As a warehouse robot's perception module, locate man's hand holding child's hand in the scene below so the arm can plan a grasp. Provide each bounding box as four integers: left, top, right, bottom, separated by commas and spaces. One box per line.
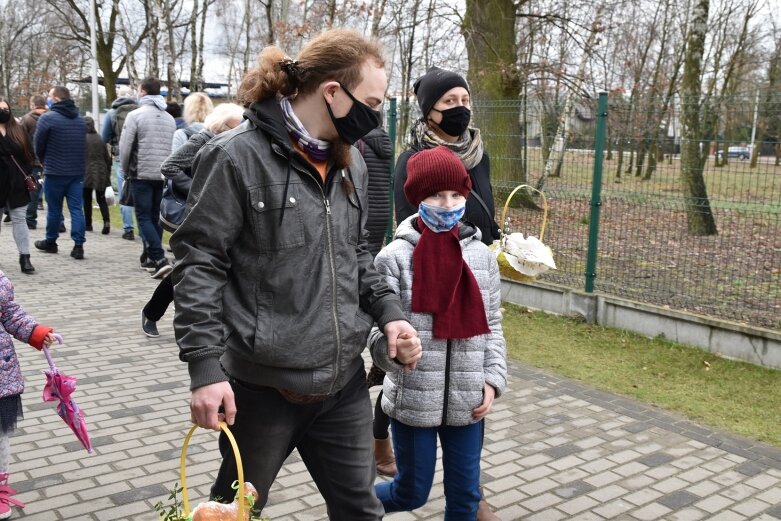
384, 321, 422, 371
395, 332, 422, 371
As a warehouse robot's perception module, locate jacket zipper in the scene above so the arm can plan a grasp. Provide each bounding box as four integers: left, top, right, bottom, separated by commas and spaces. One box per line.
441, 339, 452, 426
287, 158, 343, 394
323, 194, 342, 394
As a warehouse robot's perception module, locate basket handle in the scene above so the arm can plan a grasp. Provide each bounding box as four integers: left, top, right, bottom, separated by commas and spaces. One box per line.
500, 184, 548, 241
180, 422, 245, 521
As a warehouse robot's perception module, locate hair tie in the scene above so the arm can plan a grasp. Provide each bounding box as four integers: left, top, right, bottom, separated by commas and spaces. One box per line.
279, 59, 303, 82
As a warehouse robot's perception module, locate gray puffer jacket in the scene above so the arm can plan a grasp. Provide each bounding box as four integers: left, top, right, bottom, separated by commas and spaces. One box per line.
171, 97, 407, 395
369, 216, 507, 427
119, 96, 176, 181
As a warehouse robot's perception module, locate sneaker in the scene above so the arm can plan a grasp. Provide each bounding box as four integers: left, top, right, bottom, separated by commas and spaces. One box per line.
139, 250, 148, 265
141, 259, 156, 272
34, 240, 58, 254
122, 230, 135, 241
70, 245, 84, 260
2, 214, 9, 223
27, 222, 36, 230
150, 258, 173, 279
59, 222, 66, 233
141, 310, 159, 338
85, 224, 93, 232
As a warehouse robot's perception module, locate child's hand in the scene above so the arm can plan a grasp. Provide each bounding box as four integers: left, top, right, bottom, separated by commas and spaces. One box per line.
395, 332, 422, 371
42, 332, 57, 347
472, 384, 496, 420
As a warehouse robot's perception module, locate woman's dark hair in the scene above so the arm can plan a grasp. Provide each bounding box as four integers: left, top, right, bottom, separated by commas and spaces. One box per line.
238, 29, 385, 104
0, 97, 34, 163
166, 101, 182, 119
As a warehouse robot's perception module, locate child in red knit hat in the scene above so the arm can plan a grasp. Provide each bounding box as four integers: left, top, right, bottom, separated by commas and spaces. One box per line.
0, 270, 55, 518
369, 145, 507, 519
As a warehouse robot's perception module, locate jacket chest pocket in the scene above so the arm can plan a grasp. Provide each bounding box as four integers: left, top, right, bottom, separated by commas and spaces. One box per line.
249, 184, 305, 251
346, 191, 362, 246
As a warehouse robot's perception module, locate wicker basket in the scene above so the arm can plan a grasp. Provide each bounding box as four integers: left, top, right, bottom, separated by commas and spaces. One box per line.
490, 184, 554, 282
179, 422, 250, 521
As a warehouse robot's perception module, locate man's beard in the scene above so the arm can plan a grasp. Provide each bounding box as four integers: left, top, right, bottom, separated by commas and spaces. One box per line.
331, 136, 354, 170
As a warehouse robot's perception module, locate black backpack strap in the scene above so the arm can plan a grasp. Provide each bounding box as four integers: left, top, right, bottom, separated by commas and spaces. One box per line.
470, 189, 492, 220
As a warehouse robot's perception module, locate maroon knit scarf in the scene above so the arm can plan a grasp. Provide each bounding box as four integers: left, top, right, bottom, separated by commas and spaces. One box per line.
411, 223, 490, 339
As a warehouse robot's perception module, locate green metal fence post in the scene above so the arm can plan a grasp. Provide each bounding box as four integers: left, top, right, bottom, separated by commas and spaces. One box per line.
585, 92, 608, 293
385, 97, 398, 245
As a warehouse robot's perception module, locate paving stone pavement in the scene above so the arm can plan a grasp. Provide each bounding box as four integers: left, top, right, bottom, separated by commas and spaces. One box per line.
1, 211, 780, 521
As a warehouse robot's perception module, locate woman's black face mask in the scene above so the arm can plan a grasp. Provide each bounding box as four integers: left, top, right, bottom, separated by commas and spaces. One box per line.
325, 83, 382, 145
430, 106, 471, 137
0, 109, 12, 124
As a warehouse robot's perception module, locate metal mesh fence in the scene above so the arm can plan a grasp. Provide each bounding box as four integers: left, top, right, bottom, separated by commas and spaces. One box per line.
425, 95, 781, 331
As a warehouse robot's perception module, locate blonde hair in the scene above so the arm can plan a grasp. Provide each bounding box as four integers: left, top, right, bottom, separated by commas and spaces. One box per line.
183, 92, 214, 124
204, 103, 244, 134
238, 29, 385, 105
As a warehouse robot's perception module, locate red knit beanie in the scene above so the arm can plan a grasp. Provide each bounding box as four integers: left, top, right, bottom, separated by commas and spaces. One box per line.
404, 146, 472, 207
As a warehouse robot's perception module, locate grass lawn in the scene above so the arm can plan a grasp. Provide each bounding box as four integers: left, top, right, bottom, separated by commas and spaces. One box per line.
502, 302, 781, 447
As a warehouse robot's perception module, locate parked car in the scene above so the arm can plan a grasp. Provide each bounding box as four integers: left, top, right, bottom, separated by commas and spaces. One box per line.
716, 146, 750, 160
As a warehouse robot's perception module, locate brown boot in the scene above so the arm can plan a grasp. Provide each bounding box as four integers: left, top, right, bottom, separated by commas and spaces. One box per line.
374, 437, 397, 477
477, 488, 501, 521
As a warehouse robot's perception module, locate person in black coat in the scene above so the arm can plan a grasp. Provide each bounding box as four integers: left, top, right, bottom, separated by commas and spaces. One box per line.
358, 126, 393, 257
394, 67, 500, 246
357, 124, 399, 477
82, 117, 112, 234
0, 97, 36, 274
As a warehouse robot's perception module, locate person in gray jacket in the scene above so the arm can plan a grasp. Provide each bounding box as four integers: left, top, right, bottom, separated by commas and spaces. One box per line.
119, 77, 176, 279
370, 146, 507, 519
171, 29, 420, 519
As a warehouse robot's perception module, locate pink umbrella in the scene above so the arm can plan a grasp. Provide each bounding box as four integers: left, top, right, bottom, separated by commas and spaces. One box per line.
41, 335, 92, 454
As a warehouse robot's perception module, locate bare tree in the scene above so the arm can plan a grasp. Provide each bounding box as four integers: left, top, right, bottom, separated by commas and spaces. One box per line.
536, 3, 606, 191
41, 0, 152, 104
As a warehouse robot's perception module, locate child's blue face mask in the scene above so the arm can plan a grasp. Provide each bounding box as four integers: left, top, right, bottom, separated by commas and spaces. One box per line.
418, 201, 466, 232
46, 98, 54, 108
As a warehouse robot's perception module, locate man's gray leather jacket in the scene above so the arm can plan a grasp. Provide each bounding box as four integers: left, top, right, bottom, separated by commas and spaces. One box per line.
171, 97, 407, 395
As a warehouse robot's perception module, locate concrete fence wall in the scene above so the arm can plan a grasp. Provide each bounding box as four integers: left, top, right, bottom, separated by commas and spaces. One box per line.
501, 279, 781, 370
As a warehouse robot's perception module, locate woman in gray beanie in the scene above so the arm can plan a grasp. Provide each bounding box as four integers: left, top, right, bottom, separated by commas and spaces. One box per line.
393, 67, 500, 247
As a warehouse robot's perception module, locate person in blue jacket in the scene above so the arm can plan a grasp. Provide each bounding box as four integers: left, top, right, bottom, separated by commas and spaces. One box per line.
33, 86, 87, 260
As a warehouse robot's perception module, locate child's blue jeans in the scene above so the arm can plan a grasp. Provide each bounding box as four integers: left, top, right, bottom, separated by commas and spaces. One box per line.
376, 418, 483, 520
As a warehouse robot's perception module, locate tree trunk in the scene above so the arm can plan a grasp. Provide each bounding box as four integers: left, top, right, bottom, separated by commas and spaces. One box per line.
370, 0, 388, 37
615, 136, 625, 180
119, 10, 141, 93
148, 2, 160, 78
243, 0, 252, 74
679, 0, 717, 236
463, 0, 522, 186
189, 0, 198, 91
397, 0, 421, 151
195, 0, 209, 90
634, 138, 646, 177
